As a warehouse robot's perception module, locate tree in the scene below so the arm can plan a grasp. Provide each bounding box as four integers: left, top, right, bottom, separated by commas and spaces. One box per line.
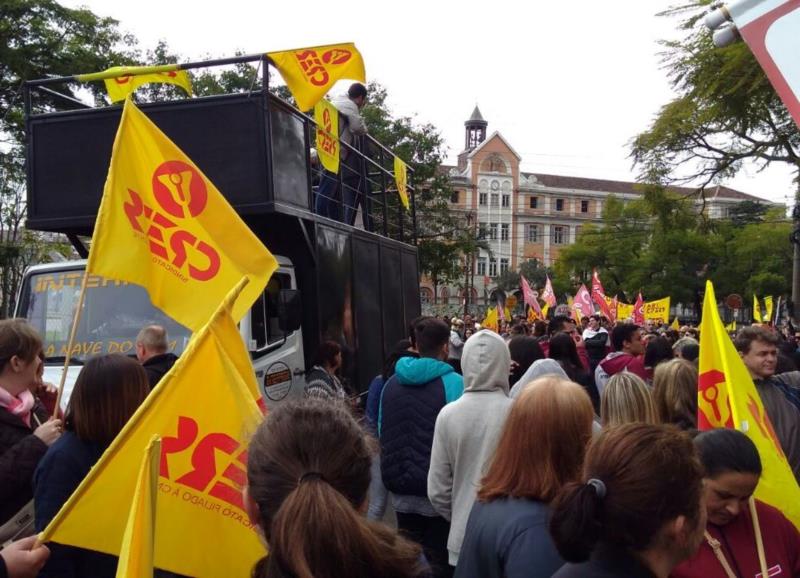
494, 259, 553, 293
1, 0, 137, 317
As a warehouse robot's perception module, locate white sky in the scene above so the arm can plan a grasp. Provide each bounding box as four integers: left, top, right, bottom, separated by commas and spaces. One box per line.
61, 0, 798, 205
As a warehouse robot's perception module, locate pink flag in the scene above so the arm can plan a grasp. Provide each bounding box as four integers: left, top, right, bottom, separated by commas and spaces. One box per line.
521, 275, 543, 317
609, 295, 618, 323
574, 284, 594, 320
591, 269, 613, 319
633, 292, 645, 325
542, 275, 557, 307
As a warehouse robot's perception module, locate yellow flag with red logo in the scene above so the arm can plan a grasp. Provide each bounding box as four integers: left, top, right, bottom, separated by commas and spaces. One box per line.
78, 65, 193, 103
40, 283, 266, 577
698, 280, 800, 528
314, 98, 340, 173
86, 98, 277, 331
394, 157, 410, 210
643, 297, 670, 323
268, 43, 366, 111
616, 302, 634, 320
115, 436, 160, 578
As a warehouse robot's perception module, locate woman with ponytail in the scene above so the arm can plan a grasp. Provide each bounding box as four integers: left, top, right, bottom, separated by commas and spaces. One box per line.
549, 424, 706, 577
244, 398, 428, 578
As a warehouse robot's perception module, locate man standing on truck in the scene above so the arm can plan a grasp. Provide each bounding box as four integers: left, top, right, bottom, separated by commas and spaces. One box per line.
378, 317, 464, 578
315, 83, 371, 229
135, 325, 178, 388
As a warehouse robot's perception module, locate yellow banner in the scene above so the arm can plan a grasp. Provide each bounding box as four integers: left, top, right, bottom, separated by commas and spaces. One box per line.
116, 436, 160, 578
314, 98, 340, 174
86, 99, 278, 331
394, 157, 410, 210
616, 302, 634, 320
90, 66, 192, 103
764, 295, 774, 322
268, 43, 366, 111
40, 284, 266, 577
483, 307, 498, 332
753, 294, 763, 322
643, 297, 670, 323
698, 281, 800, 528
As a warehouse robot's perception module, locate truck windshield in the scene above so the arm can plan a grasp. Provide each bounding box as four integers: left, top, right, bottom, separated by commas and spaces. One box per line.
21, 270, 192, 363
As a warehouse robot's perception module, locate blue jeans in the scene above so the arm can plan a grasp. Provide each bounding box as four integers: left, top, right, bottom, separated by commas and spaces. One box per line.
314, 172, 340, 220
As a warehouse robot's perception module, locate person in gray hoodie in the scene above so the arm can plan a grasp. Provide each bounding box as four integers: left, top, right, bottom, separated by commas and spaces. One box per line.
428, 330, 513, 569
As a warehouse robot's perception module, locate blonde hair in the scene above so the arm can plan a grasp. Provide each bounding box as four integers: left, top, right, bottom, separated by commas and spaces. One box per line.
652, 358, 698, 430
601, 372, 658, 427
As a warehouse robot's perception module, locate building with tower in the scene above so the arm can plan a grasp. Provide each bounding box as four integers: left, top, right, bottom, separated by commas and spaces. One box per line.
419, 107, 778, 310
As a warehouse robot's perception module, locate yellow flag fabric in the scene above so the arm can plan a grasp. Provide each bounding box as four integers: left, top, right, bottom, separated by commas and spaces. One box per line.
765, 296, 774, 322
86, 99, 277, 331
483, 307, 498, 332
698, 280, 800, 528
527, 306, 537, 322
268, 43, 366, 111
394, 157, 410, 210
314, 98, 340, 174
116, 436, 161, 578
83, 65, 192, 103
670, 317, 680, 330
643, 297, 670, 323
616, 302, 634, 320
541, 303, 550, 319
753, 295, 763, 322
724, 320, 737, 333
40, 284, 266, 577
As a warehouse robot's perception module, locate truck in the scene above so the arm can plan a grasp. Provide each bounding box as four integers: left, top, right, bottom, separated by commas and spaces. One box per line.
17, 54, 422, 409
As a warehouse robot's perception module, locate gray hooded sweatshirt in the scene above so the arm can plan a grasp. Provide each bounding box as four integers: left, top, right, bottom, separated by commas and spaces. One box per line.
428, 330, 513, 566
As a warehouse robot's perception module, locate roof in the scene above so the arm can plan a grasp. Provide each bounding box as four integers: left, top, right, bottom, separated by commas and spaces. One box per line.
467, 105, 486, 124
440, 166, 773, 203
467, 131, 522, 161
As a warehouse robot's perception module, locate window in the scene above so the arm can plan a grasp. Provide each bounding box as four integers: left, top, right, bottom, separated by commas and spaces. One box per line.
581, 200, 589, 213
490, 193, 499, 207
477, 258, 487, 276
489, 223, 498, 240
420, 288, 433, 305
556, 199, 565, 211
529, 196, 538, 209
501, 223, 509, 241
500, 258, 510, 274
526, 224, 540, 243
450, 191, 460, 204
251, 273, 292, 349
478, 224, 487, 240
553, 225, 566, 245
479, 192, 487, 206
489, 258, 498, 277
501, 194, 510, 208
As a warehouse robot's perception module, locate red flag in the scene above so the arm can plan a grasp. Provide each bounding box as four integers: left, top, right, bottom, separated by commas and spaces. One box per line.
633, 292, 645, 325
591, 269, 613, 319
609, 295, 618, 323
574, 284, 594, 320
521, 275, 543, 318
497, 301, 506, 322
542, 275, 557, 307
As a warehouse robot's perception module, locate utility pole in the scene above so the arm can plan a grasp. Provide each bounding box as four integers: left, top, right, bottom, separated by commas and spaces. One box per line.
463, 212, 474, 320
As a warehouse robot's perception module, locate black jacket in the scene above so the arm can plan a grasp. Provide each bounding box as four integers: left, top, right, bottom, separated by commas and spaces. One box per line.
0, 401, 49, 525
142, 353, 179, 388
553, 546, 657, 578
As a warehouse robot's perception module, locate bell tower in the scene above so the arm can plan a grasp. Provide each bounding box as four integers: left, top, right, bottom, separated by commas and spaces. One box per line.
464, 105, 487, 151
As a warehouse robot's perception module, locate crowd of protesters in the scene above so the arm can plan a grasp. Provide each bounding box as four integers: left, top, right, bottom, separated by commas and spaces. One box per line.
2, 307, 800, 577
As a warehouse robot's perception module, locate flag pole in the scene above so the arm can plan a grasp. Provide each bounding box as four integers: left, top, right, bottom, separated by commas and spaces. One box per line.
52, 267, 91, 417
748, 497, 769, 578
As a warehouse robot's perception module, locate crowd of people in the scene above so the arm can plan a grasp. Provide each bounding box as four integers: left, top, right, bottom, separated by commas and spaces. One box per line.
2, 307, 800, 577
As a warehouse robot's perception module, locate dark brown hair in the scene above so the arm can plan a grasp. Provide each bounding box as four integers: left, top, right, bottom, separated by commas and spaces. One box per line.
478, 377, 593, 503
65, 354, 150, 446
734, 326, 779, 353
312, 340, 341, 367
247, 399, 425, 578
549, 424, 704, 562
0, 318, 43, 373
415, 318, 450, 358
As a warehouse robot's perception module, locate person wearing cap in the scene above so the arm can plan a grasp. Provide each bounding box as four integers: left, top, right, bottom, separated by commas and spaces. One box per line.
448, 318, 465, 374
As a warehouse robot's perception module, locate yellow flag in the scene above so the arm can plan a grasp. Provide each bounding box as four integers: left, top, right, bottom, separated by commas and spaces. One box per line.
314, 98, 340, 173
527, 306, 537, 322
268, 43, 366, 111
724, 320, 737, 333
541, 303, 550, 319
698, 280, 800, 528
78, 65, 192, 103
764, 296, 774, 322
616, 302, 634, 320
670, 317, 680, 330
483, 307, 498, 332
643, 297, 670, 323
394, 157, 410, 210
40, 283, 266, 577
86, 98, 278, 331
753, 294, 763, 322
116, 436, 161, 578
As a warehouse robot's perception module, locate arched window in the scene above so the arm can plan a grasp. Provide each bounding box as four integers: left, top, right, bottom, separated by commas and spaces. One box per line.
481, 154, 508, 174
440, 286, 450, 303
420, 287, 433, 305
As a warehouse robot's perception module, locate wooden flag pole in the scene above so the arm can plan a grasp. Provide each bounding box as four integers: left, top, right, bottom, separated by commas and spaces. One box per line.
748, 497, 769, 578
52, 267, 90, 417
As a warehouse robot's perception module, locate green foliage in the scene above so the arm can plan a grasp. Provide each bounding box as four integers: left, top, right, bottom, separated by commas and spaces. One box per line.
494, 259, 553, 293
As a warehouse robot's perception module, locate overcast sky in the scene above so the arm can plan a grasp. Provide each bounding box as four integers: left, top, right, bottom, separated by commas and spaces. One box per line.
61, 0, 797, 205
